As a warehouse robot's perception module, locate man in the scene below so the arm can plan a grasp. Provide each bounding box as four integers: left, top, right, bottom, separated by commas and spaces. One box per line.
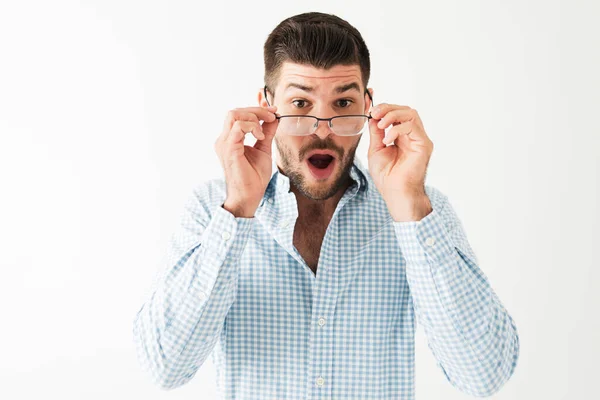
133, 12, 519, 399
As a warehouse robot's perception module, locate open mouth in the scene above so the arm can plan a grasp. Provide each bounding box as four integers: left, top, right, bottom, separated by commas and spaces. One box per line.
306, 152, 336, 180
308, 154, 334, 169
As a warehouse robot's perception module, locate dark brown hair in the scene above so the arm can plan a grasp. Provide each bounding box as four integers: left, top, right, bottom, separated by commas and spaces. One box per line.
263, 12, 371, 97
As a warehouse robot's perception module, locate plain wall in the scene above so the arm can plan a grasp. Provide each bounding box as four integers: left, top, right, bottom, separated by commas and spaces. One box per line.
0, 0, 598, 399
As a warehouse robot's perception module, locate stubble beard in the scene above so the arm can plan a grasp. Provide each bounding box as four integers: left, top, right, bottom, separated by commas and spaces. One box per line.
275, 136, 359, 201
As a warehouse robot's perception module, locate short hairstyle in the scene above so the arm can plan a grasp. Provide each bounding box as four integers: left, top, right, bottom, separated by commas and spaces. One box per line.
263, 12, 371, 97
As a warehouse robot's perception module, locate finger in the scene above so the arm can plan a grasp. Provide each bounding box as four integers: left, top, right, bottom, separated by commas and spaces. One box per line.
387, 123, 432, 152
376, 108, 419, 131
236, 106, 278, 124
368, 117, 386, 156
222, 106, 278, 134
224, 111, 259, 127
370, 103, 411, 121
222, 121, 264, 163
243, 106, 277, 122
379, 124, 409, 154
253, 118, 279, 155
227, 121, 265, 146
382, 121, 413, 145
395, 130, 412, 153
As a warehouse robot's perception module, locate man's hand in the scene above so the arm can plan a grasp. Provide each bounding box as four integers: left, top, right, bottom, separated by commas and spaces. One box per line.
367, 103, 434, 222
214, 106, 279, 218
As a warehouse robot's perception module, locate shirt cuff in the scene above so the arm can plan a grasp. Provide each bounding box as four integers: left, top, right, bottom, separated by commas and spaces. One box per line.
393, 207, 455, 267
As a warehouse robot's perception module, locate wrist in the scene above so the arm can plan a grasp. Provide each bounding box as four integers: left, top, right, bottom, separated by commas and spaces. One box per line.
222, 199, 257, 218
386, 192, 432, 222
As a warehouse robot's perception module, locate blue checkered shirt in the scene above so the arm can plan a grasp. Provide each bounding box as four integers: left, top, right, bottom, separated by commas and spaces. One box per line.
133, 157, 519, 399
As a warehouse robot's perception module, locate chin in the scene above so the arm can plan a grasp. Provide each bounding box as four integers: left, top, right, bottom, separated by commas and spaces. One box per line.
301, 183, 337, 201
296, 162, 344, 201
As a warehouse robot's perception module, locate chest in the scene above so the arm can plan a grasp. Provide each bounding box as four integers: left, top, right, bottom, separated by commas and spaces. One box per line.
292, 219, 328, 275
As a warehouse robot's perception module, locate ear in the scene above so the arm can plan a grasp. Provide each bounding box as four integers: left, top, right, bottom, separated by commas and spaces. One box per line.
257, 87, 270, 107
365, 88, 374, 113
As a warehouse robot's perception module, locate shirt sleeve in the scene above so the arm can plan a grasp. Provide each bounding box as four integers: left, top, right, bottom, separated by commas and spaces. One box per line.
132, 183, 254, 389
393, 185, 519, 397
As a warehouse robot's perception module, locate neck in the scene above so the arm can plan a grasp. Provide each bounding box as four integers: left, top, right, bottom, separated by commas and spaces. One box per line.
290, 174, 352, 218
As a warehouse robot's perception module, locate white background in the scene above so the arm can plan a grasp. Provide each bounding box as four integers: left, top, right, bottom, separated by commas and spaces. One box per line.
0, 0, 598, 399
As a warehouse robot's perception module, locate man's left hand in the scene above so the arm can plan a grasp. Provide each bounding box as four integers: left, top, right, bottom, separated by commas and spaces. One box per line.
367, 103, 434, 222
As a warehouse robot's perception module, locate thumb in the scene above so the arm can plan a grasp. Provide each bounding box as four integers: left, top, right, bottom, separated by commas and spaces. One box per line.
368, 117, 386, 157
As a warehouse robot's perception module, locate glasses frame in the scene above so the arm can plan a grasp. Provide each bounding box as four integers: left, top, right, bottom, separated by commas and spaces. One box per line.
263, 85, 374, 137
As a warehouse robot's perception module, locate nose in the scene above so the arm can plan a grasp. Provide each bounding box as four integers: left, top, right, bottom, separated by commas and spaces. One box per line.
310, 102, 337, 139
312, 115, 337, 139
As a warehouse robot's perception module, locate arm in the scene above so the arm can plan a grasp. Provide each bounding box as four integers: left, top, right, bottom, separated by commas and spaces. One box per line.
393, 185, 519, 397
132, 183, 254, 389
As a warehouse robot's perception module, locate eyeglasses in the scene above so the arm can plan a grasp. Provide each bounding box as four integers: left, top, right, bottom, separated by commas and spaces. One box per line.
263, 86, 373, 137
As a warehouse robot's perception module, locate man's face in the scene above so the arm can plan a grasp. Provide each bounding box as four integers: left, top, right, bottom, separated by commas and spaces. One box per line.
261, 62, 372, 201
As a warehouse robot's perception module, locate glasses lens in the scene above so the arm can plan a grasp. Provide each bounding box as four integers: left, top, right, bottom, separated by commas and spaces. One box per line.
276, 115, 369, 136
331, 116, 369, 136
277, 116, 316, 136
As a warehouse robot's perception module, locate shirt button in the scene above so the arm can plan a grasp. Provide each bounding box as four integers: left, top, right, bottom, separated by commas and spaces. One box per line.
316, 376, 325, 387
318, 317, 326, 327
280, 219, 291, 228
425, 237, 435, 247
221, 231, 231, 241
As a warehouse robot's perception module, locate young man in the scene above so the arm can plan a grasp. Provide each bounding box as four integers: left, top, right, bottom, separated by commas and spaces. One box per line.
133, 12, 519, 399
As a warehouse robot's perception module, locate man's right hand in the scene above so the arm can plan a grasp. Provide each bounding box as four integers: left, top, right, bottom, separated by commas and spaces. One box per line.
214, 105, 279, 218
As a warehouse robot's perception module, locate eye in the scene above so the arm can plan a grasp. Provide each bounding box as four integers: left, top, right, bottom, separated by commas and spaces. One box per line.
292, 99, 309, 108
337, 99, 354, 108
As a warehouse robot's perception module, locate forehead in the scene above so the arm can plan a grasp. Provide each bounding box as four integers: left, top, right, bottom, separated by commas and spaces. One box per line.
276, 62, 363, 93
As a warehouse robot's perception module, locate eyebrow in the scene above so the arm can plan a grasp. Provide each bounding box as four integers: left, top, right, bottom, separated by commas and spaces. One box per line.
284, 82, 362, 94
